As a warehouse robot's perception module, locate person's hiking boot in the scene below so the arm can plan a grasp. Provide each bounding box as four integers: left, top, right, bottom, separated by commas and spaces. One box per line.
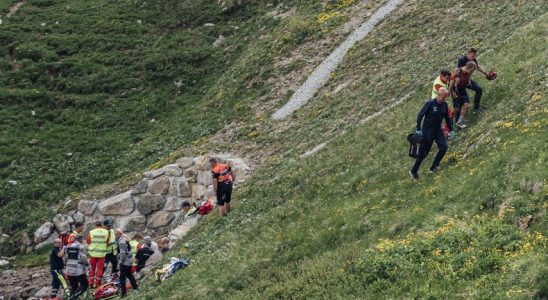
429, 167, 439, 174
473, 107, 483, 113
456, 122, 467, 129
409, 171, 419, 180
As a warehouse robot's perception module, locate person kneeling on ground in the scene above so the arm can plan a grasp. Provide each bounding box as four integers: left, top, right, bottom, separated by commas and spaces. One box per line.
135, 236, 156, 272
210, 158, 236, 217
410, 88, 454, 179
65, 234, 89, 300
115, 229, 138, 297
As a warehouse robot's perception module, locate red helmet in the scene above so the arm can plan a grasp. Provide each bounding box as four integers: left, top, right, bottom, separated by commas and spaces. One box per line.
486, 71, 497, 80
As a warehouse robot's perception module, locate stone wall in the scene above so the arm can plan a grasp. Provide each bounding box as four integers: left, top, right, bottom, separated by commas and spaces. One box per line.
30, 154, 251, 250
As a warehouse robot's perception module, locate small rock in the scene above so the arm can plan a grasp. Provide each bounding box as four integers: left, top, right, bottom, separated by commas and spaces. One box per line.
163, 164, 183, 177
148, 176, 170, 194
33, 222, 54, 244
137, 19, 142, 25
203, 23, 215, 27
147, 211, 174, 229
71, 211, 85, 224
132, 179, 148, 195
40, 23, 46, 26
98, 191, 135, 216
213, 35, 225, 47
136, 194, 166, 215
144, 169, 165, 180
194, 156, 210, 171
34, 286, 51, 298
176, 157, 194, 169
0, 259, 9, 267
183, 167, 198, 182
173, 80, 183, 88
77, 200, 97, 215
531, 182, 543, 194
8, 180, 18, 185
31, 110, 36, 116
518, 215, 534, 229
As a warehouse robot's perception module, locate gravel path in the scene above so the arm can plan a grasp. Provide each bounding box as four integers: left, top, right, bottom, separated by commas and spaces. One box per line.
272, 0, 405, 120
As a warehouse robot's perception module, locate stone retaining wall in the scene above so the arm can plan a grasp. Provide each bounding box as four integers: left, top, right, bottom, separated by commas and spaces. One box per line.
29, 154, 251, 250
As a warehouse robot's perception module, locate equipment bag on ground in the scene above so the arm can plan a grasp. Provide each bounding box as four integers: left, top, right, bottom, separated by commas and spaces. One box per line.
407, 133, 425, 158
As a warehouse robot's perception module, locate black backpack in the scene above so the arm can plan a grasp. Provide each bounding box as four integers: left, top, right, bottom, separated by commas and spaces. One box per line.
407, 134, 424, 158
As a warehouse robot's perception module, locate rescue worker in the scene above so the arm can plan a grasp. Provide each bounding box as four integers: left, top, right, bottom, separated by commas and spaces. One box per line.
432, 70, 454, 137
103, 219, 118, 275
86, 220, 110, 287
115, 229, 138, 297
67, 222, 84, 245
129, 233, 142, 274
210, 158, 236, 217
456, 47, 489, 112
410, 88, 454, 179
65, 234, 89, 300
135, 237, 155, 272
449, 61, 476, 129
431, 70, 451, 99
49, 238, 65, 299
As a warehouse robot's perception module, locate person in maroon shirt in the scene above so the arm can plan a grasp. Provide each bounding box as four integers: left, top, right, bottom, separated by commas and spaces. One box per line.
450, 61, 476, 129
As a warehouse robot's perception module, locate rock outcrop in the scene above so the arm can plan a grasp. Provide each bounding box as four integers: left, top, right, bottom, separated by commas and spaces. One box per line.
27, 154, 251, 253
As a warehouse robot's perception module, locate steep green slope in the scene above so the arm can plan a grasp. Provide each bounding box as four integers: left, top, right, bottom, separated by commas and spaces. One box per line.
132, 3, 547, 300
0, 0, 367, 243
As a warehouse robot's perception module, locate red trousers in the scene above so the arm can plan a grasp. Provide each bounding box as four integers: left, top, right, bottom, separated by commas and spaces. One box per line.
88, 256, 106, 286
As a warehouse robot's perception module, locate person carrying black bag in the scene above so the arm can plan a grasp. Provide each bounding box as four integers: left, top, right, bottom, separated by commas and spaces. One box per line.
410, 88, 454, 179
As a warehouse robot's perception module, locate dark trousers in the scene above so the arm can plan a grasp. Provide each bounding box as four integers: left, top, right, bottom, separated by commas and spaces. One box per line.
104, 252, 118, 273
468, 80, 483, 109
411, 129, 448, 173
119, 264, 138, 296
69, 274, 88, 300
50, 269, 62, 297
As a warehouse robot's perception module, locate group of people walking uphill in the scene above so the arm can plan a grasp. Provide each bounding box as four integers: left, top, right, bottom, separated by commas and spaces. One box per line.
410, 47, 495, 179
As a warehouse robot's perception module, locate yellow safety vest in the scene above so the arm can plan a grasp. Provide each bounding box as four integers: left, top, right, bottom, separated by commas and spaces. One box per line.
130, 240, 139, 266
88, 228, 109, 258
106, 229, 116, 254
431, 75, 448, 99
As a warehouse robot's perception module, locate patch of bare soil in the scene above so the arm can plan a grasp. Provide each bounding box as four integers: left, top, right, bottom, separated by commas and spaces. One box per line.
6, 1, 24, 18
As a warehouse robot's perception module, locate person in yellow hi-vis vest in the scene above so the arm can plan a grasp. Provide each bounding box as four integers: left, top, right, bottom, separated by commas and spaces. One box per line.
129, 233, 142, 273
86, 220, 110, 287
102, 219, 118, 275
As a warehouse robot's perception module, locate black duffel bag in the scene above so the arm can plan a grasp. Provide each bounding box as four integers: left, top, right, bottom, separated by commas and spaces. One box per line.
407, 133, 424, 158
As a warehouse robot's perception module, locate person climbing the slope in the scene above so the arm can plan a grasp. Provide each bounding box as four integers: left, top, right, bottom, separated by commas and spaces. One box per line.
210, 158, 236, 217
456, 47, 490, 112
49, 238, 65, 299
431, 70, 452, 99
86, 220, 110, 287
432, 69, 454, 136
115, 229, 138, 298
449, 61, 476, 129
410, 88, 454, 179
65, 234, 89, 300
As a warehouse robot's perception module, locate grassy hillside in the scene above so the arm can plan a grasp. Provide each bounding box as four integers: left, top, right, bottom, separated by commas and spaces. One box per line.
1, 0, 546, 298
130, 1, 547, 299
0, 0, 368, 243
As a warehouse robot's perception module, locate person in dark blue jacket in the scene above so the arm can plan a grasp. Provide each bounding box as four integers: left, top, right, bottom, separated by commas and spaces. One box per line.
49, 238, 65, 299
410, 88, 454, 179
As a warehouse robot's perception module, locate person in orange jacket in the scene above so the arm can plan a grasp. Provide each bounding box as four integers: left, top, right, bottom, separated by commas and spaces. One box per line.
210, 158, 236, 217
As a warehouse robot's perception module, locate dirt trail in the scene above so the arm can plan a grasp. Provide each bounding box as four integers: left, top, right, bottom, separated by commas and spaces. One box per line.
6, 1, 24, 18
272, 0, 404, 120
